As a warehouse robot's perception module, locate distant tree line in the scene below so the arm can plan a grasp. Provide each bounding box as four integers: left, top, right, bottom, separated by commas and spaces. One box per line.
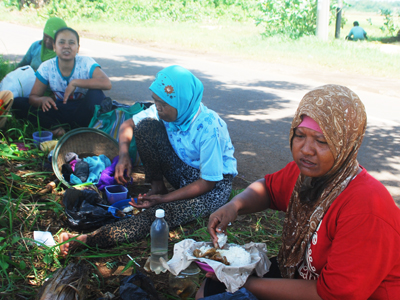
346, 0, 400, 13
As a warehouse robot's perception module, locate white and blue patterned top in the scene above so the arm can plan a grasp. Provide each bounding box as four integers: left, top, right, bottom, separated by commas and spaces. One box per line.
35, 56, 100, 101
132, 103, 237, 181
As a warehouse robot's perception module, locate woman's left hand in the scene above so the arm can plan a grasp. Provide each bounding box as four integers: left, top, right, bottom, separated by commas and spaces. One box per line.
63, 81, 76, 104
130, 193, 165, 209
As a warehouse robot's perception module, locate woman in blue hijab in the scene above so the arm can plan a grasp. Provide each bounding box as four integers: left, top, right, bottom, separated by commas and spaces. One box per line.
60, 65, 237, 256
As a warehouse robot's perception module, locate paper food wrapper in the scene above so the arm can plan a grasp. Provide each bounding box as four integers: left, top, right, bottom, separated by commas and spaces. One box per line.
161, 239, 271, 293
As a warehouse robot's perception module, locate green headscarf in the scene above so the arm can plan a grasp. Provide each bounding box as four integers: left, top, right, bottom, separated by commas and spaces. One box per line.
40, 17, 67, 62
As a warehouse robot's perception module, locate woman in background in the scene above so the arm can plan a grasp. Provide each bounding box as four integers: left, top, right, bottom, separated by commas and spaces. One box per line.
12, 27, 111, 135
17, 17, 67, 71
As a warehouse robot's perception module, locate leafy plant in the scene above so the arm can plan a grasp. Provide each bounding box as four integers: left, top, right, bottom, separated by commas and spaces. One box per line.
5, 0, 260, 23
380, 8, 399, 36
255, 0, 318, 39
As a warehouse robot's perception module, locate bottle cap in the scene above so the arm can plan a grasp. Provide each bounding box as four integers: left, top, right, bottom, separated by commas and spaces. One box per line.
155, 209, 165, 218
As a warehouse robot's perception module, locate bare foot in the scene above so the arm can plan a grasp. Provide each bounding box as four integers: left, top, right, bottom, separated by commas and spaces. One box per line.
59, 232, 87, 257
146, 180, 169, 196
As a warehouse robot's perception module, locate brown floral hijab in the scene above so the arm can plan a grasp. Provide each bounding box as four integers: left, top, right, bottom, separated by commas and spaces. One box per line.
278, 84, 367, 278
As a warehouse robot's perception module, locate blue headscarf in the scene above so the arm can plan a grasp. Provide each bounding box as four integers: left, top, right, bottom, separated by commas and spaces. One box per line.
149, 65, 203, 132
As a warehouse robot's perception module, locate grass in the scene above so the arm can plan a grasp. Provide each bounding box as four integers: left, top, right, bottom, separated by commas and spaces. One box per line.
0, 55, 16, 81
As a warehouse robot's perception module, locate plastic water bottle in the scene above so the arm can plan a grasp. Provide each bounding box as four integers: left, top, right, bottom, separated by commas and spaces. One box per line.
150, 209, 169, 274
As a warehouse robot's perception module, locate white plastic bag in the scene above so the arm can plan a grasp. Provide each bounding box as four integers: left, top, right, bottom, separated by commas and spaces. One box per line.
0, 66, 36, 98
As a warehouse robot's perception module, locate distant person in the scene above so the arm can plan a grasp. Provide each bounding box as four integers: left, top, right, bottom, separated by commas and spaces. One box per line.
346, 21, 367, 41
17, 17, 67, 71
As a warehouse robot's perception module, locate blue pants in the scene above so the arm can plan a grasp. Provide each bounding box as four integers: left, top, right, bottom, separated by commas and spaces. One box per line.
12, 89, 106, 129
201, 288, 258, 300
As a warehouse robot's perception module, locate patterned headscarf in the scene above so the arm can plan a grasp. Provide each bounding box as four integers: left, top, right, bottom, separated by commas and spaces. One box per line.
149, 65, 203, 132
41, 17, 67, 62
278, 84, 367, 278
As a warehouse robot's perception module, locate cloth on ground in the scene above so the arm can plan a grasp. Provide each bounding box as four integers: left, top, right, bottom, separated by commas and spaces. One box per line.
74, 161, 90, 182
65, 152, 80, 163
68, 154, 111, 185
96, 155, 133, 191
62, 164, 73, 182
69, 159, 78, 171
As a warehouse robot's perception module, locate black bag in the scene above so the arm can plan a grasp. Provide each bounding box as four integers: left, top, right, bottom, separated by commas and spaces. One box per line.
119, 272, 160, 300
62, 188, 116, 230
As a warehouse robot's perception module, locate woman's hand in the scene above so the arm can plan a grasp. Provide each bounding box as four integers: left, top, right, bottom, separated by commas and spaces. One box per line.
207, 179, 272, 247
63, 81, 76, 104
61, 68, 111, 101
208, 203, 238, 248
41, 97, 58, 112
115, 154, 132, 185
131, 193, 165, 209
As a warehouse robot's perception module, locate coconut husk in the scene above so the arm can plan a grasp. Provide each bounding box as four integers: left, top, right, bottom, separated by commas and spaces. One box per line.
37, 262, 88, 300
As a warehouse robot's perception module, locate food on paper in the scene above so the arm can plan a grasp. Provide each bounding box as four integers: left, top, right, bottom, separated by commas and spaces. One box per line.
193, 245, 251, 267
217, 233, 227, 248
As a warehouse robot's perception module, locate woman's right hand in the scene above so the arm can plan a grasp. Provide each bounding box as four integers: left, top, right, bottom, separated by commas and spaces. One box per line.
208, 203, 238, 248
115, 154, 132, 185
41, 97, 58, 112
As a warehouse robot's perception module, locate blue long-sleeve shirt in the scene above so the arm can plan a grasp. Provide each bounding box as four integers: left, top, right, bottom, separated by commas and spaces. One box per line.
17, 40, 43, 71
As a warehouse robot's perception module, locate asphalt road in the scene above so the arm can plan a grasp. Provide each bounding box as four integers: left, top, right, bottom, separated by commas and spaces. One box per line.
1, 21, 400, 201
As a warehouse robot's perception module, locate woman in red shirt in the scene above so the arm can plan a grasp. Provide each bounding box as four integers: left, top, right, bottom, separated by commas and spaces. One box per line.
197, 84, 400, 300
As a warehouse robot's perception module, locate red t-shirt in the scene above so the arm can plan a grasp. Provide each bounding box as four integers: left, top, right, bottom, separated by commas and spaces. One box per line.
265, 161, 400, 300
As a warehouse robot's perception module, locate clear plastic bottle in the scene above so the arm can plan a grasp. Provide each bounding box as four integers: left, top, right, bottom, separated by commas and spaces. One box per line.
150, 209, 169, 274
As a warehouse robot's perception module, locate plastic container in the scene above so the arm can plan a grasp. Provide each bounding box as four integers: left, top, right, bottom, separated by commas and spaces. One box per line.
109, 198, 137, 218
150, 209, 169, 274
32, 131, 53, 147
105, 185, 128, 204
169, 263, 200, 299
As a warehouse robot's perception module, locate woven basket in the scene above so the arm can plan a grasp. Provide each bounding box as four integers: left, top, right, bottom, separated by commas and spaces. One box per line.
52, 128, 119, 187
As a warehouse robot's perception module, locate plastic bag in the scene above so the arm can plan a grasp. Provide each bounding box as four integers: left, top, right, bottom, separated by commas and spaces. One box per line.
62, 188, 116, 230
0, 66, 36, 98
119, 272, 160, 300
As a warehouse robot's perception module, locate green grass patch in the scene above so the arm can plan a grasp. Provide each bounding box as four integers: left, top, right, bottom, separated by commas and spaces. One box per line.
0, 55, 16, 81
